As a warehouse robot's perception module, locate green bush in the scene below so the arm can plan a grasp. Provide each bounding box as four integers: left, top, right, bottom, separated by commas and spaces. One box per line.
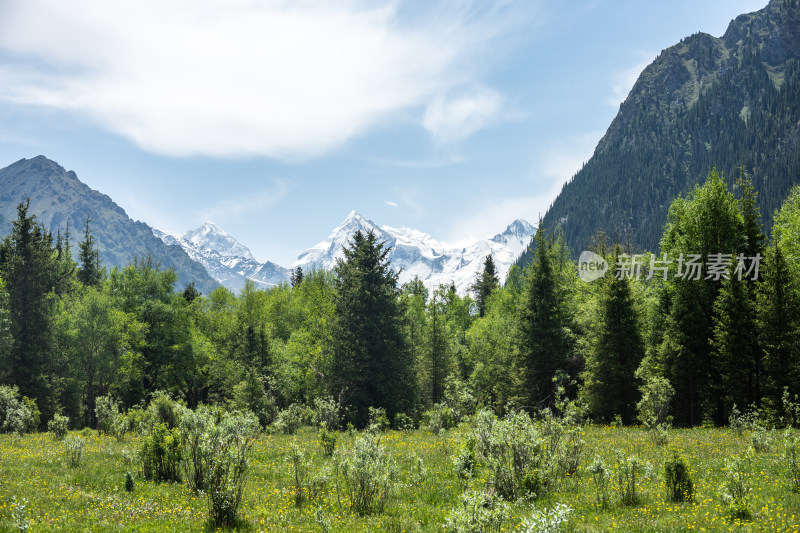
336, 428, 396, 515
204, 411, 260, 527
124, 471, 135, 492
424, 403, 456, 435
318, 428, 337, 457
48, 413, 69, 441
443, 489, 508, 533
367, 407, 390, 433
518, 503, 573, 533
273, 403, 305, 435
615, 451, 647, 506
94, 395, 119, 435
141, 423, 182, 483
313, 396, 340, 431
148, 391, 182, 430
0, 385, 39, 435
665, 452, 694, 502
588, 458, 611, 508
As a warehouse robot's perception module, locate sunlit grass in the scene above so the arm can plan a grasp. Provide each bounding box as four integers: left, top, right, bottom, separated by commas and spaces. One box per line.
1, 425, 799, 531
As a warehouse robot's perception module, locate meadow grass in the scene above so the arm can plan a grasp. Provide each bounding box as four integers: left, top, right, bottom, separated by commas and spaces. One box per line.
1, 425, 799, 531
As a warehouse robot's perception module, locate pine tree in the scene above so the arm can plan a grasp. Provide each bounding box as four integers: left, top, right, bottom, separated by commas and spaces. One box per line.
472, 254, 499, 318
77, 216, 103, 287
517, 227, 568, 411
0, 200, 60, 423
290, 266, 304, 288
426, 285, 453, 405
583, 248, 644, 424
330, 230, 415, 427
758, 242, 800, 407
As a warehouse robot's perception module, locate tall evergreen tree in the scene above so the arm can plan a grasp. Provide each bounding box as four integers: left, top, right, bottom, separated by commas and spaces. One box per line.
0, 200, 60, 422
583, 248, 644, 424
290, 266, 304, 288
426, 285, 453, 405
517, 227, 568, 411
658, 169, 744, 426
330, 230, 415, 427
472, 254, 499, 318
77, 216, 103, 287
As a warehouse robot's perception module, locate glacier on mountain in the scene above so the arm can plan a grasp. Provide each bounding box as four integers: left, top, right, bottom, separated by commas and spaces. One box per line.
155, 213, 534, 295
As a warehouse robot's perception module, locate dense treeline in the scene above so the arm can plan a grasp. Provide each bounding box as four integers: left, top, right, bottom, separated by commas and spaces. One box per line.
1, 169, 799, 431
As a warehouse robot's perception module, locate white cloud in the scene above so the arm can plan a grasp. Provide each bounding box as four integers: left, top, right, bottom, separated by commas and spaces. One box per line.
384, 200, 399, 208
198, 179, 291, 221
423, 88, 502, 144
0, 0, 533, 159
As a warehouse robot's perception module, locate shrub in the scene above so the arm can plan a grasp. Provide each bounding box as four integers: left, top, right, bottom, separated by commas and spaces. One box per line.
637, 377, 674, 446
148, 390, 182, 429
141, 423, 182, 482
0, 385, 38, 436
313, 396, 340, 431
65, 435, 86, 468
424, 402, 456, 435
273, 403, 305, 435
336, 428, 396, 515
204, 412, 260, 527
557, 428, 584, 476
318, 428, 337, 457
518, 503, 573, 533
179, 406, 215, 492
588, 458, 611, 508
615, 451, 647, 506
368, 407, 390, 433
721, 450, 753, 520
95, 395, 120, 435
751, 425, 774, 452
48, 413, 69, 441
665, 452, 694, 502
290, 443, 310, 505
394, 411, 415, 431
443, 489, 509, 533
453, 437, 476, 489
481, 411, 550, 501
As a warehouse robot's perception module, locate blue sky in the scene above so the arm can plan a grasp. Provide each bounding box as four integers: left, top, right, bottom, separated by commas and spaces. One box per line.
0, 0, 767, 266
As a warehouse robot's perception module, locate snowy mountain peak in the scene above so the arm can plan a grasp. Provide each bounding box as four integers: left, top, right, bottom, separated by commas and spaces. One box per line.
504, 219, 536, 236
155, 214, 535, 296
183, 222, 255, 261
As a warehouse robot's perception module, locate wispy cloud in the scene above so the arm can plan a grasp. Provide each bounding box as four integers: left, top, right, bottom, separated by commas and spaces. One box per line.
198, 179, 291, 221
0, 0, 539, 159
423, 87, 503, 144
384, 200, 399, 208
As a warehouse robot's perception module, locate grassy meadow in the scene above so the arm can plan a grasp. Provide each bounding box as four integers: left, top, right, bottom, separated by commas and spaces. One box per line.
1, 424, 800, 532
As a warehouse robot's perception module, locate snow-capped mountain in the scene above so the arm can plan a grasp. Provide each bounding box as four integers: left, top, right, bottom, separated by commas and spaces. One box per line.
153, 223, 290, 291
155, 213, 534, 295
294, 211, 535, 294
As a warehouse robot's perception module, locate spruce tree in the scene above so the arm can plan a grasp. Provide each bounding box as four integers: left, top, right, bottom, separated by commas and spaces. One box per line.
0, 200, 60, 422
584, 248, 644, 424
517, 227, 568, 411
426, 285, 453, 405
330, 230, 415, 427
77, 216, 103, 287
472, 254, 499, 318
290, 266, 304, 288
758, 242, 800, 407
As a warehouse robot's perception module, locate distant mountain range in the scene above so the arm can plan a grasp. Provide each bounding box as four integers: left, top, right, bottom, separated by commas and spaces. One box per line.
522, 0, 800, 266
156, 212, 535, 294
0, 156, 219, 294
0, 155, 533, 296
